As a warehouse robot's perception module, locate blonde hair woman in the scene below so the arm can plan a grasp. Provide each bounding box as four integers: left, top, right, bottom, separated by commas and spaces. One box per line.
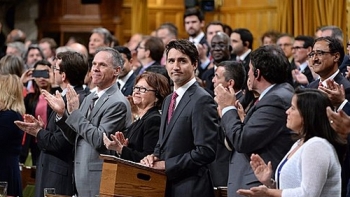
0, 74, 25, 197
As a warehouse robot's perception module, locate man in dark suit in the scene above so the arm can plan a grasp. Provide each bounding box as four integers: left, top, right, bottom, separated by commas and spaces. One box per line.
210, 60, 246, 187
201, 32, 232, 96
214, 45, 295, 197
15, 51, 90, 197
183, 7, 207, 47
141, 39, 219, 197
307, 36, 350, 106
291, 35, 315, 87
230, 28, 253, 73
42, 47, 132, 197
114, 46, 136, 96
134, 36, 164, 76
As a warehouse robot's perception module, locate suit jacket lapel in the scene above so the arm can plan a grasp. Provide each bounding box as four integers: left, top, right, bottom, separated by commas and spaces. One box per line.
89, 83, 118, 119
160, 83, 196, 146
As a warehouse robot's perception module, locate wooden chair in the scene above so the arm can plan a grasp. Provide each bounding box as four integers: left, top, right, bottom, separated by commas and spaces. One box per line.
214, 187, 228, 197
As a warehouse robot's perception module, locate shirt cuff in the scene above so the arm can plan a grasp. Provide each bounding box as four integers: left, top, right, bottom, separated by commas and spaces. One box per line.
222, 106, 237, 116
56, 114, 63, 122
337, 99, 348, 112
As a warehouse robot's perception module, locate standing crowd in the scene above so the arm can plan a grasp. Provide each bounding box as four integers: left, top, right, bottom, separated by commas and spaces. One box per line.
1, 6, 350, 197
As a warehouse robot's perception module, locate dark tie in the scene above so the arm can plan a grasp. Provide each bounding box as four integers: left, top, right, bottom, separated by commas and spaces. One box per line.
167, 92, 178, 123
117, 81, 121, 89
87, 94, 99, 118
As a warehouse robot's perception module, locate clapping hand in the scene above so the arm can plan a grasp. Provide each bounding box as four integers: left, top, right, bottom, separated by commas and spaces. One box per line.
42, 89, 65, 117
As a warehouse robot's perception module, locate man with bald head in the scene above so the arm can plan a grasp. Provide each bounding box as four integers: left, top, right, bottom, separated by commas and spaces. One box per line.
69, 42, 88, 59
202, 32, 232, 95
6, 29, 26, 44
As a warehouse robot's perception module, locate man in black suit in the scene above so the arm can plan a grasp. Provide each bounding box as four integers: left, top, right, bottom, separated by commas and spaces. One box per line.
134, 36, 164, 76
291, 35, 315, 87
183, 7, 207, 47
202, 32, 232, 96
230, 28, 253, 73
141, 39, 219, 197
214, 45, 295, 197
210, 60, 246, 187
307, 36, 350, 106
114, 46, 136, 96
15, 51, 89, 197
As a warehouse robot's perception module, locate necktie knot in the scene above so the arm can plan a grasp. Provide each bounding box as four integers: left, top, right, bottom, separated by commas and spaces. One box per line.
167, 92, 178, 123
87, 94, 99, 118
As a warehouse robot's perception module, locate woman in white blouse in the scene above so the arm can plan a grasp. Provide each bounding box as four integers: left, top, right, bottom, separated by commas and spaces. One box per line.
237, 88, 347, 197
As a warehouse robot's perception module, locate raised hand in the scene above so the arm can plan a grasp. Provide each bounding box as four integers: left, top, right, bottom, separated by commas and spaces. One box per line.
66, 85, 80, 114
250, 154, 273, 186
14, 114, 43, 137
42, 89, 65, 117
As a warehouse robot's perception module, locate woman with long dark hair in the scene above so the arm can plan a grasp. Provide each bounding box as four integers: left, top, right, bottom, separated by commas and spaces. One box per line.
237, 88, 346, 197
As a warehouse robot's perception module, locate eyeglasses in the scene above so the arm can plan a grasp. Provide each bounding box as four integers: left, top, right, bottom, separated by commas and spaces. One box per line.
137, 45, 146, 50
307, 50, 333, 58
291, 46, 307, 50
133, 86, 156, 93
53, 66, 60, 72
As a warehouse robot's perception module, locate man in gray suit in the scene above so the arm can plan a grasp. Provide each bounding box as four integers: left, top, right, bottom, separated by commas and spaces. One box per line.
43, 47, 132, 197
214, 45, 295, 197
141, 39, 219, 197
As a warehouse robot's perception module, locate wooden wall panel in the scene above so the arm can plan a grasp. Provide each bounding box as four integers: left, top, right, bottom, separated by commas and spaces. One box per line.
121, 0, 278, 49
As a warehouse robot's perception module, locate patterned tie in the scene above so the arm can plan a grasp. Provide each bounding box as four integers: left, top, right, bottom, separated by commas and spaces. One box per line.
87, 94, 99, 118
167, 92, 178, 123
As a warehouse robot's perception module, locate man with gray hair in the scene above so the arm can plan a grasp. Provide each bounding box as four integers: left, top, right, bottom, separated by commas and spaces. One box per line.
89, 27, 113, 55
320, 25, 348, 75
6, 41, 25, 57
42, 47, 132, 197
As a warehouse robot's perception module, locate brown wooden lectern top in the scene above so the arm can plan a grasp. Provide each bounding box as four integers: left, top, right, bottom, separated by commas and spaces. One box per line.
99, 154, 167, 197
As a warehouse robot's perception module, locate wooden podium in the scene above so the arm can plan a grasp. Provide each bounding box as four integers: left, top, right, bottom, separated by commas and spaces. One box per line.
99, 154, 167, 197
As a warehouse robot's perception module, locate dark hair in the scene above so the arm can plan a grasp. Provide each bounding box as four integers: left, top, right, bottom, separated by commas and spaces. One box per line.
29, 60, 52, 107
223, 24, 232, 37
260, 30, 280, 45
313, 36, 345, 66
24, 44, 45, 64
205, 21, 225, 34
232, 28, 254, 49
135, 72, 171, 109
113, 46, 132, 60
294, 88, 346, 162
183, 7, 204, 21
294, 35, 314, 48
95, 47, 124, 69
56, 51, 88, 86
250, 45, 290, 84
157, 23, 178, 38
144, 36, 165, 62
217, 61, 246, 91
145, 65, 170, 84
165, 39, 199, 66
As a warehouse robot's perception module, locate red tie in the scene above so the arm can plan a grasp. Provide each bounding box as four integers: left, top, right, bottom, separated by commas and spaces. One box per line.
167, 92, 178, 123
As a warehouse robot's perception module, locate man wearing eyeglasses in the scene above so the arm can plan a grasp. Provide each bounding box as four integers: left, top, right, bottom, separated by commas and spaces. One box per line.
291, 35, 316, 87
307, 36, 350, 106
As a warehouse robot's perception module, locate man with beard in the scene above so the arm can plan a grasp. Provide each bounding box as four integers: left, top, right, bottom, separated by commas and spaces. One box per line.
201, 32, 232, 96
183, 7, 207, 47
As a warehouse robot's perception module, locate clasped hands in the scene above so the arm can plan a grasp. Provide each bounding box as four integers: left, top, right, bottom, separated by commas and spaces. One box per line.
103, 131, 128, 155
